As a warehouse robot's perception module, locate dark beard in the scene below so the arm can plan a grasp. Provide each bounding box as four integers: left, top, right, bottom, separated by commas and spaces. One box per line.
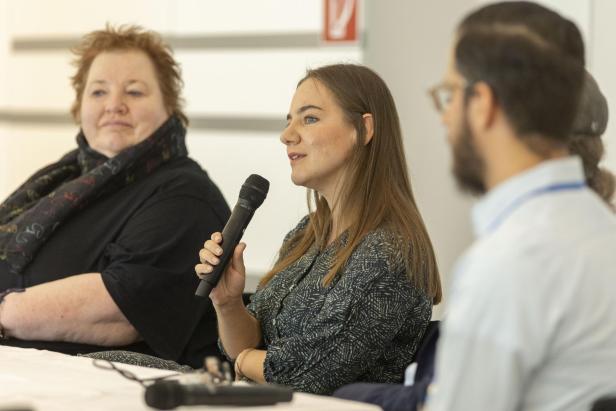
452, 116, 487, 195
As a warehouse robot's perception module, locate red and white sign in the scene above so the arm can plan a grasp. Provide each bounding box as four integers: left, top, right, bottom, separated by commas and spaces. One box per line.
323, 0, 358, 43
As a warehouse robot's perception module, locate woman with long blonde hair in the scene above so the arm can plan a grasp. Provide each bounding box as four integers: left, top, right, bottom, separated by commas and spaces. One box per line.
196, 64, 441, 394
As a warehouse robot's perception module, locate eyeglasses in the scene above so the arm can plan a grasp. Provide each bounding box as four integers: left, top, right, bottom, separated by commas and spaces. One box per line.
427, 82, 468, 113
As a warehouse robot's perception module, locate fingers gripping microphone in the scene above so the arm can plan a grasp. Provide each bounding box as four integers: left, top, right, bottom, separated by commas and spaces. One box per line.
195, 174, 269, 298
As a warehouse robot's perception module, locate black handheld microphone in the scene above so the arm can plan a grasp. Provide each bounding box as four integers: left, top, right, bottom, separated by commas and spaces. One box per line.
195, 174, 269, 298
144, 380, 293, 409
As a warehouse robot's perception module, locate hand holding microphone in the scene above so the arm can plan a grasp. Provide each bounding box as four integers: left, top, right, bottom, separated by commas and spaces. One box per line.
195, 174, 269, 303
196, 233, 246, 306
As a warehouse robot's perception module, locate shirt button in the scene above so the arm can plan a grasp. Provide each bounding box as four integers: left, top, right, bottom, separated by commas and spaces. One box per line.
272, 318, 277, 326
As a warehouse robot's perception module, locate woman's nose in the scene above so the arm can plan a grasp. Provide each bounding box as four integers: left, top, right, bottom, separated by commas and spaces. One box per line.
280, 123, 300, 145
105, 93, 127, 114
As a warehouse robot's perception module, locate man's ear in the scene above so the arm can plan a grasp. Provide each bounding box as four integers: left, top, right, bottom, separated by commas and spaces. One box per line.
469, 81, 497, 130
362, 113, 374, 145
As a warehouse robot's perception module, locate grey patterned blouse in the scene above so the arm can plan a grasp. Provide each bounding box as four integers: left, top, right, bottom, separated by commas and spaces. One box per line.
242, 216, 432, 395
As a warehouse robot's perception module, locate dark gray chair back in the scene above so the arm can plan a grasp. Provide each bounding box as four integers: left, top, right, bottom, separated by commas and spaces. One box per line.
591, 395, 616, 411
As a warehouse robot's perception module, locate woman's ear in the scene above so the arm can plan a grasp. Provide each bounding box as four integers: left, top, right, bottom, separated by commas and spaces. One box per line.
362, 113, 374, 145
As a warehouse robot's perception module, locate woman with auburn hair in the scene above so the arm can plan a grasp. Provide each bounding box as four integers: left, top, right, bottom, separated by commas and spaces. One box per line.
197, 64, 441, 394
0, 25, 229, 368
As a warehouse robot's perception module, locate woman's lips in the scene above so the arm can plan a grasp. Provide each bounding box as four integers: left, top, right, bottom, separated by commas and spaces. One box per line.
288, 153, 306, 162
102, 121, 132, 128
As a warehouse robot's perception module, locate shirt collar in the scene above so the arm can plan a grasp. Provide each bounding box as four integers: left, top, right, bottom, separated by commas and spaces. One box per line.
471, 156, 586, 238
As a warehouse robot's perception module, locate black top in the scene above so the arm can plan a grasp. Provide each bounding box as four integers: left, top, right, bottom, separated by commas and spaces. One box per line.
228, 216, 432, 394
0, 157, 230, 368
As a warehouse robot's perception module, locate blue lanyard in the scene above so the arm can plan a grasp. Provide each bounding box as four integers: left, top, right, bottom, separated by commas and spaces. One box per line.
486, 181, 586, 233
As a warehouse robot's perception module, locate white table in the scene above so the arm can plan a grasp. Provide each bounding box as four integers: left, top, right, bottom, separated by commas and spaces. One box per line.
0, 345, 381, 411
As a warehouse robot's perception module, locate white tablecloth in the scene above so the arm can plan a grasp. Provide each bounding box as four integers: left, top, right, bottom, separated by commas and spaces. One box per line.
0, 345, 381, 411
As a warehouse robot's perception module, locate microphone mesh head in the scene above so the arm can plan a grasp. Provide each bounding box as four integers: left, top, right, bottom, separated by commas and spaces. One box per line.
239, 174, 270, 209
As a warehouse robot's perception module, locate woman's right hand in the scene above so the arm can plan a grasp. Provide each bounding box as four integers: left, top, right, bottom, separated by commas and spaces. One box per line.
195, 232, 247, 308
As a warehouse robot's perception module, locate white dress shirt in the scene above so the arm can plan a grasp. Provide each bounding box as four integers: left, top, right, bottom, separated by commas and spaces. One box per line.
429, 157, 616, 411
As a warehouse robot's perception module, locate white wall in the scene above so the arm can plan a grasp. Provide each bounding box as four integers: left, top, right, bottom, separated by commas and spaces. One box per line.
2, 0, 615, 300
591, 0, 616, 173
0, 0, 362, 289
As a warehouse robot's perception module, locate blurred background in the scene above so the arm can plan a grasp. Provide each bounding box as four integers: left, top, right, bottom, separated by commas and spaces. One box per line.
0, 0, 613, 315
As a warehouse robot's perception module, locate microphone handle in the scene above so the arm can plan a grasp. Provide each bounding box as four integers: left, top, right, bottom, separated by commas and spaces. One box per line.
195, 202, 254, 298
182, 384, 293, 406
144, 380, 294, 409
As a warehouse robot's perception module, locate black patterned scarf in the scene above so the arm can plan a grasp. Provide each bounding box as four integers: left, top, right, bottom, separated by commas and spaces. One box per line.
0, 115, 187, 274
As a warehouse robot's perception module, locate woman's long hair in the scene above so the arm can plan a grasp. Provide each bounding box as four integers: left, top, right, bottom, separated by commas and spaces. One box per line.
260, 64, 442, 304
